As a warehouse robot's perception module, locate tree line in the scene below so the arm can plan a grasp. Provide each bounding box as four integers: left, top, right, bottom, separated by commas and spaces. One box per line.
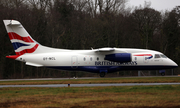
0, 0, 180, 78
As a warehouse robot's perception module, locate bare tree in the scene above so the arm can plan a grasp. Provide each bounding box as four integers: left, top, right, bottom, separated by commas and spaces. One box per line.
162, 6, 180, 63
131, 7, 161, 49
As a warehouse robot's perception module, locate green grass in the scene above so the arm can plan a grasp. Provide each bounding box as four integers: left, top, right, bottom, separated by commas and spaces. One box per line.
0, 77, 180, 107
0, 77, 180, 85
0, 85, 180, 108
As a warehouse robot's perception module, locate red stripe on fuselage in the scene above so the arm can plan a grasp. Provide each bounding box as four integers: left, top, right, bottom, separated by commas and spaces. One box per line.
134, 54, 152, 56
8, 32, 34, 43
15, 44, 39, 55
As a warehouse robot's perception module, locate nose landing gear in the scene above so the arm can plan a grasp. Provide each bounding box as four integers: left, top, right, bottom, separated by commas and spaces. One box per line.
159, 70, 165, 76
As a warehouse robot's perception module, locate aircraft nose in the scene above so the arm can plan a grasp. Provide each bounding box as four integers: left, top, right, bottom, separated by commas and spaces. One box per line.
174, 62, 178, 67
170, 59, 178, 68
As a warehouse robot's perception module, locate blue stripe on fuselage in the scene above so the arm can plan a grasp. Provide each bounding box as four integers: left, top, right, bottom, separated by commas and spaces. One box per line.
46, 65, 177, 73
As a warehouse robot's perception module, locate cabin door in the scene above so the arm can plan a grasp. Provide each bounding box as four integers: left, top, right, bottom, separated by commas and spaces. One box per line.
71, 56, 78, 69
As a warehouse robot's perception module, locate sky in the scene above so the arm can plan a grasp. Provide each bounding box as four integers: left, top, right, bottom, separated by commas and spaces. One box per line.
128, 0, 180, 11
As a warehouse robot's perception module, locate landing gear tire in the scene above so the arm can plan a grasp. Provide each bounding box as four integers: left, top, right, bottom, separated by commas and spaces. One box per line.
100, 72, 105, 77
161, 73, 165, 76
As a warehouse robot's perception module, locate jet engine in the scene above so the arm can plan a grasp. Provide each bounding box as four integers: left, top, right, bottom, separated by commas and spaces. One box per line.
104, 53, 131, 62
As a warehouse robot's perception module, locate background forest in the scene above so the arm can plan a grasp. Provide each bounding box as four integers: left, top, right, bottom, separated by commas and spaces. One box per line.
0, 0, 180, 79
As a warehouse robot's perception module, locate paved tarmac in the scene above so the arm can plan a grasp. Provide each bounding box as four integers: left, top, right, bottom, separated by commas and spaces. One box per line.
0, 76, 179, 82
0, 76, 179, 88
0, 83, 180, 88
0, 77, 98, 81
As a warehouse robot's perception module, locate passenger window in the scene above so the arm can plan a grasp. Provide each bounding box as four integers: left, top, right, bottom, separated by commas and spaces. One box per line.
90, 57, 92, 61
155, 54, 161, 58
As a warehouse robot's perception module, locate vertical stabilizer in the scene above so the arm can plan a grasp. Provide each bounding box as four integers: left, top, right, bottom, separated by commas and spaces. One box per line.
3, 20, 39, 55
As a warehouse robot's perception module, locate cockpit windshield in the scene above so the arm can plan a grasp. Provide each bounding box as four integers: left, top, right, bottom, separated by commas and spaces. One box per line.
160, 54, 167, 58
155, 54, 167, 58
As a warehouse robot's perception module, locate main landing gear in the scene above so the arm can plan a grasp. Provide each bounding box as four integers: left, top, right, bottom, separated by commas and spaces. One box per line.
99, 70, 107, 77
100, 72, 106, 77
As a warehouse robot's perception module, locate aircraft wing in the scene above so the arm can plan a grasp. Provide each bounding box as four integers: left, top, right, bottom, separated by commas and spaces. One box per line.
94, 48, 115, 52
94, 47, 128, 53
93, 47, 131, 62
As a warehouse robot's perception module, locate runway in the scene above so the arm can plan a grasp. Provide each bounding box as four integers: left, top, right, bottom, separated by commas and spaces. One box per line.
0, 83, 180, 88
0, 76, 179, 82
0, 77, 99, 81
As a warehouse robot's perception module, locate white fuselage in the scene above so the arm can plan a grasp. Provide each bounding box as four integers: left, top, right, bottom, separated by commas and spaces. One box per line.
15, 48, 178, 73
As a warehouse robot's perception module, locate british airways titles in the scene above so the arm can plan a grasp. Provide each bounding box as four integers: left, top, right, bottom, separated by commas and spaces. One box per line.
95, 61, 137, 66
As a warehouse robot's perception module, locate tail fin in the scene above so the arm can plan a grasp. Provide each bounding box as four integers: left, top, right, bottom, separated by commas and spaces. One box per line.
3, 20, 39, 55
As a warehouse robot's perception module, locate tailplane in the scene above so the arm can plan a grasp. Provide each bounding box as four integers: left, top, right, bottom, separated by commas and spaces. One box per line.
3, 20, 39, 55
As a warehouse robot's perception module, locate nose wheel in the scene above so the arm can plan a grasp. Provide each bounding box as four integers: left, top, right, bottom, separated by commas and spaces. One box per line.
161, 72, 165, 76
100, 72, 106, 77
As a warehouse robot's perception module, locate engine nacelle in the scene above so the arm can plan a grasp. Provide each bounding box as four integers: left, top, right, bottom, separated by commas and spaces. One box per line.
104, 53, 131, 62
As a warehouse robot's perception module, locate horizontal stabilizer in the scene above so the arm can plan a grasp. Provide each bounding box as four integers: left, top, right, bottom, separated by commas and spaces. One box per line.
26, 62, 43, 67
7, 20, 21, 26
6, 55, 21, 59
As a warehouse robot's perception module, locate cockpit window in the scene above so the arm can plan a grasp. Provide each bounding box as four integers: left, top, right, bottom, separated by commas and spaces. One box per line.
160, 54, 167, 58
155, 54, 161, 58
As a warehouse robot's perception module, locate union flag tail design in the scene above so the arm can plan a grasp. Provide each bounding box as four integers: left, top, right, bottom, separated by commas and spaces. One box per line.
3, 20, 39, 55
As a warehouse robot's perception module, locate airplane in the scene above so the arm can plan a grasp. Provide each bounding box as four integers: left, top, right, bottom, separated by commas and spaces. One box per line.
3, 20, 178, 77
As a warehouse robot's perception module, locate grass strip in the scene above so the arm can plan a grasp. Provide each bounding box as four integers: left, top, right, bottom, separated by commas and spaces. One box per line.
0, 85, 180, 108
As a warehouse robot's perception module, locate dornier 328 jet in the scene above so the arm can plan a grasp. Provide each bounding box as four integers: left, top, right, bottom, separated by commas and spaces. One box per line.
3, 20, 178, 77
